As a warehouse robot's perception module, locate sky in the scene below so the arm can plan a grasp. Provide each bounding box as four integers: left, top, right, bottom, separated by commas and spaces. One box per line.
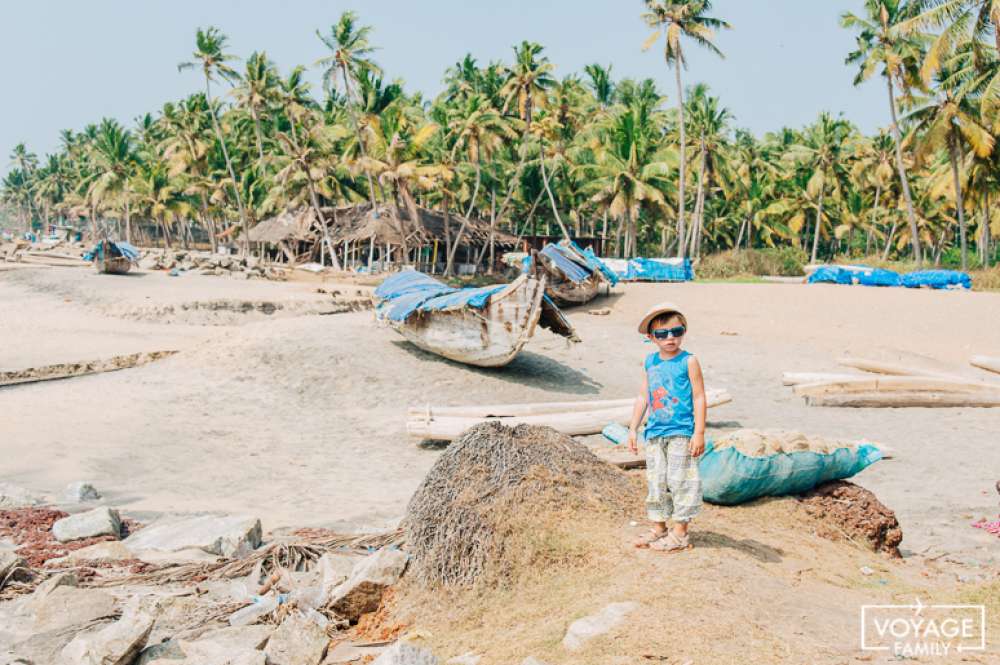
0, 1, 884, 174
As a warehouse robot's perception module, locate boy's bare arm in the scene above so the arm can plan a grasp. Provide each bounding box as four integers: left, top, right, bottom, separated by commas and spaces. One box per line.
688, 357, 707, 457
627, 373, 648, 454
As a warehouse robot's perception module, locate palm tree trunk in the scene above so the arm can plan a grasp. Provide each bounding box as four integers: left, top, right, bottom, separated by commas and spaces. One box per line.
689, 141, 707, 257
674, 56, 687, 259
983, 195, 991, 267
539, 152, 570, 239
882, 219, 898, 261
250, 106, 265, 162
340, 66, 381, 214
947, 134, 968, 271
735, 215, 748, 251
868, 184, 881, 255
446, 161, 482, 272
306, 179, 341, 270
811, 188, 825, 264
442, 195, 453, 276
886, 76, 922, 265
205, 78, 250, 257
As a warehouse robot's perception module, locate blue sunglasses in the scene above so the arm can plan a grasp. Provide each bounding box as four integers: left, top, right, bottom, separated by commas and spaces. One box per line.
651, 325, 686, 340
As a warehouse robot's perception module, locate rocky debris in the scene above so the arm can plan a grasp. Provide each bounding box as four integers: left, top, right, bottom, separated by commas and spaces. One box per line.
144, 250, 288, 281
370, 642, 439, 665
445, 653, 480, 665
0, 552, 31, 592
135, 639, 184, 665
0, 484, 43, 509
561, 601, 639, 652
798, 481, 903, 557
519, 659, 549, 665
155, 626, 273, 665
123, 515, 261, 558
0, 507, 138, 567
328, 548, 408, 621
65, 482, 101, 503
61, 607, 155, 665
189, 625, 272, 652
263, 612, 329, 665
48, 540, 133, 565
316, 552, 360, 593
25, 572, 77, 612
33, 586, 117, 632
52, 507, 121, 543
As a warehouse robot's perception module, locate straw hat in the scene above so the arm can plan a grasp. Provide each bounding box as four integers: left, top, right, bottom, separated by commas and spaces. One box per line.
637, 301, 687, 334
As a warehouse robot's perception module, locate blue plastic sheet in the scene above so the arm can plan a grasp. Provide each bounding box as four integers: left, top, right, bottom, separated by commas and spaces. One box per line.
83, 240, 140, 262
374, 270, 506, 322
540, 244, 592, 283
808, 265, 901, 287
626, 257, 694, 282
901, 269, 972, 290
698, 440, 882, 505
577, 245, 620, 286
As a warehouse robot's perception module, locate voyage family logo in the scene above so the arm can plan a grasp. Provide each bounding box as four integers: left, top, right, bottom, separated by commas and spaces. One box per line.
861, 598, 986, 658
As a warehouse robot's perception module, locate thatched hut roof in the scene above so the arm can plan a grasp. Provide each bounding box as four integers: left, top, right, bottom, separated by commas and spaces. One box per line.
250, 203, 518, 249
247, 208, 318, 243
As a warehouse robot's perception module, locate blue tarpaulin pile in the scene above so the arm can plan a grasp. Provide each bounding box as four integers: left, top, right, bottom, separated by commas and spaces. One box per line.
901, 270, 972, 290
809, 264, 971, 290
83, 241, 140, 263
602, 257, 694, 282
374, 270, 506, 322
536, 242, 619, 286
807, 264, 901, 287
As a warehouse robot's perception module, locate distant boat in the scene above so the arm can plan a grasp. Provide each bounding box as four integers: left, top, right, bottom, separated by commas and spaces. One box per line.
373, 270, 579, 367
85, 240, 140, 275
537, 240, 618, 306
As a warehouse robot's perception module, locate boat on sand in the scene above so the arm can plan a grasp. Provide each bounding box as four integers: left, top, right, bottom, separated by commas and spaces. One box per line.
537, 240, 617, 306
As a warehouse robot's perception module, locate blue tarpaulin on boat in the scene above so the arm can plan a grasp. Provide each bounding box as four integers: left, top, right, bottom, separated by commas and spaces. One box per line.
576, 244, 620, 286
901, 269, 972, 290
374, 270, 506, 322
540, 244, 591, 283
625, 257, 694, 282
807, 265, 901, 287
84, 241, 140, 262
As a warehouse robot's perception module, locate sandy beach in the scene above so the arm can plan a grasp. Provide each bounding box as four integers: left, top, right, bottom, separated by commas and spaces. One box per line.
2, 265, 998, 566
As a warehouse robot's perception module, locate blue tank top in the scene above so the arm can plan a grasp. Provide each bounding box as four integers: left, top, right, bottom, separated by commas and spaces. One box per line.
643, 350, 695, 439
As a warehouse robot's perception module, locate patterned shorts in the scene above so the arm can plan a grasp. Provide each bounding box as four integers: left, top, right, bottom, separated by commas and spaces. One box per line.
644, 436, 702, 523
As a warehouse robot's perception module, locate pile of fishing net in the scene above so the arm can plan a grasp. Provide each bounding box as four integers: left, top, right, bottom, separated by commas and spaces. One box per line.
404, 422, 635, 587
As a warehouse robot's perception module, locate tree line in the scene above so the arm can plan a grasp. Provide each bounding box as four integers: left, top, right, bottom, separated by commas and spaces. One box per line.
3, 0, 999, 270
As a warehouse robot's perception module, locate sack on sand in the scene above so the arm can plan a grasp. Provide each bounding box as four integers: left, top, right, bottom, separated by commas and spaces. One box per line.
699, 429, 882, 505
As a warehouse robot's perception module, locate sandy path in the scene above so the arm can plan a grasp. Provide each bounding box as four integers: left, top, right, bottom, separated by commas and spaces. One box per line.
1, 267, 998, 564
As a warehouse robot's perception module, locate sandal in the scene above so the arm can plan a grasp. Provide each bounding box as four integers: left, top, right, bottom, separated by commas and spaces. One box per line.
633, 528, 669, 548
649, 531, 692, 553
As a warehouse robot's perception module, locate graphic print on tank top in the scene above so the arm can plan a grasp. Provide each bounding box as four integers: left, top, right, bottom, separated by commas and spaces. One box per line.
644, 350, 695, 439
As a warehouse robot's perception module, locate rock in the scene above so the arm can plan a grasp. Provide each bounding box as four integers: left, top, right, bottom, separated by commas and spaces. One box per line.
132, 547, 221, 566
263, 612, 328, 665
0, 483, 42, 509
445, 652, 480, 665
169, 627, 272, 665
21, 572, 77, 616
587, 308, 611, 316
52, 507, 121, 542
519, 659, 549, 665
561, 601, 639, 652
123, 515, 262, 558
64, 482, 102, 503
33, 586, 117, 633
328, 548, 408, 621
316, 552, 359, 593
0, 551, 26, 582
61, 608, 155, 665
136, 639, 185, 665
370, 642, 438, 665
189, 625, 272, 652
49, 541, 133, 565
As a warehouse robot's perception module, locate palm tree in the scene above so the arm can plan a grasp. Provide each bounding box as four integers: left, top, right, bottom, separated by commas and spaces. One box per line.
908, 68, 995, 269
642, 0, 731, 258
584, 63, 616, 109
233, 51, 279, 161
178, 26, 251, 254
500, 41, 556, 127
685, 84, 732, 257
842, 0, 926, 263
316, 11, 383, 215
89, 118, 137, 243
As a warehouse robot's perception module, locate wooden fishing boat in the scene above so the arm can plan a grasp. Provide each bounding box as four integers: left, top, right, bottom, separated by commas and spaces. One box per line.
88, 240, 137, 274
374, 270, 578, 368
537, 241, 615, 307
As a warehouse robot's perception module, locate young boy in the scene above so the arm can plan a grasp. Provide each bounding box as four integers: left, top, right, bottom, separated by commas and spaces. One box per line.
628, 302, 706, 553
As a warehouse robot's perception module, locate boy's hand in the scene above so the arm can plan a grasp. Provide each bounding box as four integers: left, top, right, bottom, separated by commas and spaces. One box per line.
689, 433, 706, 458
627, 428, 638, 455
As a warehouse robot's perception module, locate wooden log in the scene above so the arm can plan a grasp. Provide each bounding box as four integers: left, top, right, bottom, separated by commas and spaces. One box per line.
406, 389, 731, 420
407, 390, 733, 441
805, 391, 1000, 408
781, 372, 862, 386
836, 357, 940, 377
793, 376, 993, 398
970, 355, 1000, 376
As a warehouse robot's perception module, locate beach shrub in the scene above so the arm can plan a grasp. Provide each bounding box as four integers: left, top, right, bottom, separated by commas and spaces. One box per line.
697, 248, 807, 279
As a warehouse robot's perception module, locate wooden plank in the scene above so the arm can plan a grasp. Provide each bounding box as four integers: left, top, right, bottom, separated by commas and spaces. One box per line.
0, 351, 178, 388
970, 355, 1000, 376
805, 391, 1000, 408
407, 391, 733, 441
793, 376, 992, 398
407, 388, 729, 419
836, 357, 941, 377
782, 372, 862, 386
